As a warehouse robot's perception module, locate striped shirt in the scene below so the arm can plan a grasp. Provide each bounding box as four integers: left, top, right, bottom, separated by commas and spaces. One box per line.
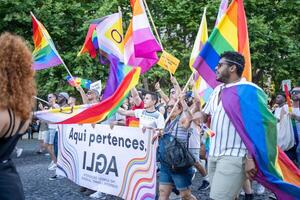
203, 81, 247, 157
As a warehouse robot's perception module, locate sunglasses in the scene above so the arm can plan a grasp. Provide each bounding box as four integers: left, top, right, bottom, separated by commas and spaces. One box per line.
170, 91, 176, 94
167, 105, 174, 109
291, 90, 300, 95
216, 62, 229, 69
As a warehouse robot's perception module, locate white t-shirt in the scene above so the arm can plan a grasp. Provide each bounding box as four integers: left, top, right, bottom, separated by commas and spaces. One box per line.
189, 122, 201, 149
134, 109, 165, 129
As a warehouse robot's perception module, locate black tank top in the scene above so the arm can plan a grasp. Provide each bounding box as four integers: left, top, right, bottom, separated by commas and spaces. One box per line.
0, 109, 26, 161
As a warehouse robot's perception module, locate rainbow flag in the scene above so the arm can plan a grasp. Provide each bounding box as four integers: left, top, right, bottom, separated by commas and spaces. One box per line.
124, 0, 162, 74
102, 54, 132, 100
221, 82, 300, 199
201, 124, 215, 137
35, 67, 141, 124
31, 12, 63, 70
66, 76, 91, 89
78, 12, 123, 61
192, 0, 252, 88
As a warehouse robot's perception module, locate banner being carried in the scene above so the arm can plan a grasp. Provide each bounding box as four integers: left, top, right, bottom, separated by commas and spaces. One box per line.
56, 124, 157, 200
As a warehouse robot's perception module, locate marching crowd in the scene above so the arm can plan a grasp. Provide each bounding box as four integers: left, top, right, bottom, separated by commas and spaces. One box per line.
1, 33, 300, 200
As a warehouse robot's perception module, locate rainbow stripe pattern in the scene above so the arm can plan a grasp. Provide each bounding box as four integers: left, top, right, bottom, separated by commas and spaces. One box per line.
124, 0, 162, 74
192, 0, 252, 88
77, 18, 100, 58
102, 55, 132, 100
35, 67, 141, 124
31, 12, 63, 70
221, 82, 300, 199
66, 76, 92, 89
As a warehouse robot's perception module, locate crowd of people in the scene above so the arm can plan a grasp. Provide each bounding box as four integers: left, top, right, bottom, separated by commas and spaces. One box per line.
0, 32, 299, 200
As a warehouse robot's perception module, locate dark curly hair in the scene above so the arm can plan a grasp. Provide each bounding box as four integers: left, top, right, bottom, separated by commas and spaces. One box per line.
0, 32, 36, 120
220, 51, 245, 77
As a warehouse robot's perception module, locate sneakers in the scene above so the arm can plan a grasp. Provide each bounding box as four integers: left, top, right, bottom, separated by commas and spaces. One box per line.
255, 184, 265, 195
48, 161, 57, 171
16, 148, 23, 158
90, 191, 106, 199
198, 180, 210, 191
48, 175, 64, 181
269, 193, 277, 200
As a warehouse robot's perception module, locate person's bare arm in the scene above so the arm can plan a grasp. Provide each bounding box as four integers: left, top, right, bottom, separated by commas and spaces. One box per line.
170, 76, 182, 98
0, 109, 9, 138
76, 86, 88, 104
131, 87, 142, 106
117, 108, 135, 116
155, 82, 169, 103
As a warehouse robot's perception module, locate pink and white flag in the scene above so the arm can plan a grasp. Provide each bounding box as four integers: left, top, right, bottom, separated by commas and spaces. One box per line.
124, 0, 162, 74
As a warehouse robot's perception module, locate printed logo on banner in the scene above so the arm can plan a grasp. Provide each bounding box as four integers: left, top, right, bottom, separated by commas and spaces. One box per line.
56, 124, 157, 200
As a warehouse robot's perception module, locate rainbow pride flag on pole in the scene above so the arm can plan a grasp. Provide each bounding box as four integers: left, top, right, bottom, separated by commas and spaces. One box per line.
221, 82, 300, 199
193, 0, 252, 88
124, 0, 162, 74
31, 12, 63, 70
35, 67, 141, 124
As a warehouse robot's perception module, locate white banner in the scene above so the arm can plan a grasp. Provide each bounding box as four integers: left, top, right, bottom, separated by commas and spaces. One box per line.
56, 124, 157, 200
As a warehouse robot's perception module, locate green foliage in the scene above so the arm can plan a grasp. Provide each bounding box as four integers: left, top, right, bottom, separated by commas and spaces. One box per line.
0, 0, 299, 100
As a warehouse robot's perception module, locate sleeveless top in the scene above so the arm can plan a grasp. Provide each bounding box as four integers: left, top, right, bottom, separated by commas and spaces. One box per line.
0, 109, 26, 161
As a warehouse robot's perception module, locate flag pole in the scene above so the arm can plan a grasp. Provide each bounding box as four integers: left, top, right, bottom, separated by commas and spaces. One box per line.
164, 71, 195, 123
34, 96, 49, 105
142, 0, 172, 77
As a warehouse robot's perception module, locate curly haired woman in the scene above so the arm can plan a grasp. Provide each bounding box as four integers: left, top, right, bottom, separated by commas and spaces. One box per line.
0, 32, 36, 200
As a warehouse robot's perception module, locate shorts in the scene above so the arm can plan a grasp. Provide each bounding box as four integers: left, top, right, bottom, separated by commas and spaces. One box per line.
159, 164, 194, 191
208, 156, 246, 200
189, 148, 200, 162
44, 129, 56, 145
38, 130, 48, 140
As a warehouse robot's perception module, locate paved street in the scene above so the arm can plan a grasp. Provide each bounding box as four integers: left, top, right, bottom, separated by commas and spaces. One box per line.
13, 137, 272, 200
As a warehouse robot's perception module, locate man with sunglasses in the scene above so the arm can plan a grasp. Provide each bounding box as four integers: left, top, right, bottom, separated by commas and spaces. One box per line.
196, 51, 256, 200
40, 93, 60, 171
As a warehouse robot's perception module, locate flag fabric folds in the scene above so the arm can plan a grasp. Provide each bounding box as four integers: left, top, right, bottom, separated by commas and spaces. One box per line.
192, 0, 252, 88
31, 12, 63, 70
102, 55, 132, 100
35, 67, 141, 124
215, 0, 229, 26
221, 82, 300, 200
189, 8, 212, 104
124, 0, 162, 74
66, 76, 92, 89
78, 12, 124, 61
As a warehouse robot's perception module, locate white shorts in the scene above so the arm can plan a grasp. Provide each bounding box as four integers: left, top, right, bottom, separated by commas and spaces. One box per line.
44, 129, 56, 145
38, 130, 48, 140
